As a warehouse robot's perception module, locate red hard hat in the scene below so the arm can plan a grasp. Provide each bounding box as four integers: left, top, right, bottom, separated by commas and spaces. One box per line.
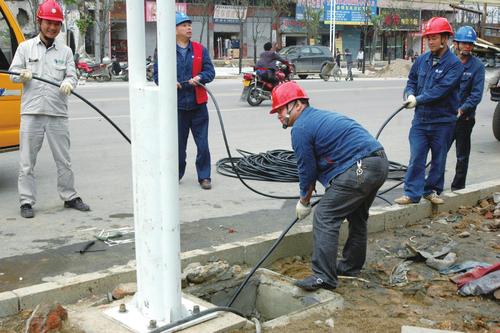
270, 81, 308, 114
422, 17, 453, 37
37, 0, 64, 22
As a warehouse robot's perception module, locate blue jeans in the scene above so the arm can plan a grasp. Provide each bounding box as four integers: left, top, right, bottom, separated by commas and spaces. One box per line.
178, 105, 211, 182
404, 122, 456, 202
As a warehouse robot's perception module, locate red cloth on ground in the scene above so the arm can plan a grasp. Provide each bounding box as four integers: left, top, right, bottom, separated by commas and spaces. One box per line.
450, 262, 500, 288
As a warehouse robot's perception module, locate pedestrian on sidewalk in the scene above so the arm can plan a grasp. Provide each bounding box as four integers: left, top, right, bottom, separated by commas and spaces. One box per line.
395, 17, 463, 206
356, 48, 364, 71
9, 0, 90, 219
344, 48, 353, 81
449, 26, 485, 191
269, 81, 388, 291
153, 12, 215, 190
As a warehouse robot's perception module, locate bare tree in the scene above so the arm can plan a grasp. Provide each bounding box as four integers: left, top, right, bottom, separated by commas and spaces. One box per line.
270, 0, 293, 48
250, 7, 269, 63
94, 0, 115, 59
301, 0, 323, 45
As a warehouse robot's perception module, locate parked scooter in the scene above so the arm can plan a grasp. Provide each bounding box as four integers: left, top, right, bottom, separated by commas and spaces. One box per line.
240, 61, 292, 106
76, 57, 111, 82
109, 58, 128, 81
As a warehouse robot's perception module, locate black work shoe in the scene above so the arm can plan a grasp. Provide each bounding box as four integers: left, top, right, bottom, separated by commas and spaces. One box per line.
294, 275, 336, 291
20, 204, 34, 218
200, 179, 212, 190
64, 197, 90, 211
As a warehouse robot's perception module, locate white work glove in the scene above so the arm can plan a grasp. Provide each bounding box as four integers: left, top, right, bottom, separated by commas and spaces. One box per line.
405, 95, 417, 109
59, 81, 73, 96
296, 200, 312, 220
19, 69, 32, 83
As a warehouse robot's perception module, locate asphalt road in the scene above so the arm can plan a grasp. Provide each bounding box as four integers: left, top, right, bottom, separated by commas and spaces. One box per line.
1, 75, 499, 291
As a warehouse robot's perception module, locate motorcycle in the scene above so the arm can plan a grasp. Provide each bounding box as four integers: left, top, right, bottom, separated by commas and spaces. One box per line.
491, 79, 500, 141
76, 57, 111, 82
109, 59, 128, 81
240, 61, 292, 106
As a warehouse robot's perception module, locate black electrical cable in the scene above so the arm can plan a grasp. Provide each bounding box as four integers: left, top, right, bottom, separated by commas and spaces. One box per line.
149, 306, 245, 333
0, 70, 131, 144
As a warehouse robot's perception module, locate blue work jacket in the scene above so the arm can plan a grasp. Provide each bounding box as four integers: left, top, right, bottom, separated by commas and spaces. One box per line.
153, 41, 215, 111
291, 106, 383, 197
458, 56, 485, 118
405, 48, 463, 124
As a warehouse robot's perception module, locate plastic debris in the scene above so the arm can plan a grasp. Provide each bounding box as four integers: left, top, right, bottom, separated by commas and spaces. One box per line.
439, 261, 491, 275
426, 252, 456, 271
390, 260, 412, 286
459, 270, 500, 296
451, 263, 500, 288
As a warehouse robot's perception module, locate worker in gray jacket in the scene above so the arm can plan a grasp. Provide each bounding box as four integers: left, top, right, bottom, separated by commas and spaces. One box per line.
9, 0, 90, 218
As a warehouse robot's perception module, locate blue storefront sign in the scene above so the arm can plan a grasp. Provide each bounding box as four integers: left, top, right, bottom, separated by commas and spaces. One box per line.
324, 0, 377, 25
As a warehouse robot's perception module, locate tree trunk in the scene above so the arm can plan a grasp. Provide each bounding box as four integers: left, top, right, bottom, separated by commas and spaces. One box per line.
239, 21, 243, 74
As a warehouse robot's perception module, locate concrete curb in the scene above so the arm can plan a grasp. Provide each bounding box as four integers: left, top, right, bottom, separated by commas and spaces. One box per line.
1, 179, 500, 317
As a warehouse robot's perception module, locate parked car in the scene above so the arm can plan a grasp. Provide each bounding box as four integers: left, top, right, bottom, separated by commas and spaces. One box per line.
278, 45, 334, 80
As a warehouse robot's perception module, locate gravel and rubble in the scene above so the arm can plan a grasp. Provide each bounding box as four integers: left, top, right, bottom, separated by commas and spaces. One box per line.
374, 59, 412, 78
235, 196, 500, 333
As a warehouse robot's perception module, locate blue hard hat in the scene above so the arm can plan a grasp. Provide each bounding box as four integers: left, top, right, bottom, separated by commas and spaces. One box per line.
176, 12, 191, 26
454, 26, 477, 43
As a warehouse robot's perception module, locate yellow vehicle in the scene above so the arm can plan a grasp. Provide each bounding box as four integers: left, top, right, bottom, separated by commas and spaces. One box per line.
0, 0, 24, 152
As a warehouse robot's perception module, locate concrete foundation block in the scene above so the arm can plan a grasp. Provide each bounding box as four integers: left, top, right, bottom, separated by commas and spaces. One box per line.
14, 282, 63, 311
183, 242, 247, 268
0, 291, 19, 318
401, 325, 464, 333
367, 210, 385, 234
383, 202, 431, 230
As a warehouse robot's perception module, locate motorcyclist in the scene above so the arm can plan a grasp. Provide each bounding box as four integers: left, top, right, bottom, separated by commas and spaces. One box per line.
255, 42, 287, 84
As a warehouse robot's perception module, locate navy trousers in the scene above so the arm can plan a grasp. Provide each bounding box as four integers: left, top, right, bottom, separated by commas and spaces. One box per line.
403, 121, 455, 202
178, 105, 211, 182
451, 117, 475, 190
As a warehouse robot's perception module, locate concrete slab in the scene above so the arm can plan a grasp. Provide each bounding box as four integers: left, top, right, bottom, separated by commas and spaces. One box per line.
0, 291, 18, 317
401, 326, 464, 333
69, 294, 248, 333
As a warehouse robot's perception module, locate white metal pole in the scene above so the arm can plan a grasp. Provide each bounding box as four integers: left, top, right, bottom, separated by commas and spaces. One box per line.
329, 0, 333, 53
332, 0, 336, 54
126, 0, 184, 324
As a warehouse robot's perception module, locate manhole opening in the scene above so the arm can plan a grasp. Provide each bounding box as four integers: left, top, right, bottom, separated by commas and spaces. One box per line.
187, 268, 338, 324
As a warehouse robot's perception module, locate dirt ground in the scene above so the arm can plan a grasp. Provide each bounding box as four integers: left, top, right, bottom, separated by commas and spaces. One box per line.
234, 201, 500, 333
1, 201, 499, 333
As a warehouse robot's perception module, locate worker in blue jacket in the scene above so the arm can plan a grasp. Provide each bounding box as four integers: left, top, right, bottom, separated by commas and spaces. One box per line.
449, 26, 485, 191
270, 81, 388, 291
154, 12, 215, 189
395, 17, 464, 205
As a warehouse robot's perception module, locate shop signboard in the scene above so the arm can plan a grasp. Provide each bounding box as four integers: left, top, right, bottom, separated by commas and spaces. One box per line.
280, 17, 307, 33
296, 0, 324, 21
380, 8, 419, 31
145, 2, 186, 22
324, 0, 376, 25
214, 5, 247, 24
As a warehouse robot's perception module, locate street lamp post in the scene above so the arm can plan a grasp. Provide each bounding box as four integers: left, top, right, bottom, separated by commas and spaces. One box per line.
329, 0, 336, 54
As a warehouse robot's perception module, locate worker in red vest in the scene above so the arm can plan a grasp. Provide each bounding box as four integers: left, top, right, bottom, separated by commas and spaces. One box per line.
154, 12, 215, 189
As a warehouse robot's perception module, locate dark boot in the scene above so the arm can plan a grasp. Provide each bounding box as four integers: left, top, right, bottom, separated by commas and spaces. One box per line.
64, 197, 90, 211
294, 275, 336, 291
20, 204, 34, 218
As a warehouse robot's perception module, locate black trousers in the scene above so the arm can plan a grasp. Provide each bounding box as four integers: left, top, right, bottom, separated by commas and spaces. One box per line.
311, 152, 388, 287
451, 117, 475, 190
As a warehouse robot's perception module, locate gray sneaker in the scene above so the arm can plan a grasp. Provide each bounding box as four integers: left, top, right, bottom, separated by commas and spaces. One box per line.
64, 197, 91, 211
